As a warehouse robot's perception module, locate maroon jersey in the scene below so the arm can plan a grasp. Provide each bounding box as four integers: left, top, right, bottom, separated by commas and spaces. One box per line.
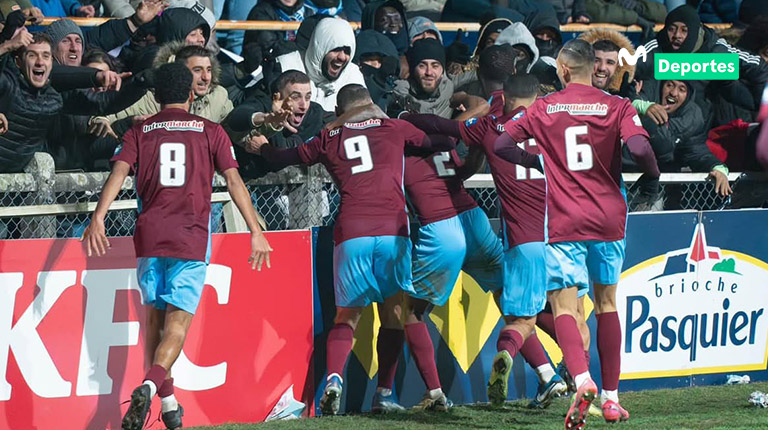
487, 89, 506, 117
298, 118, 429, 244
504, 84, 648, 243
460, 108, 545, 246
112, 108, 238, 261
403, 149, 478, 226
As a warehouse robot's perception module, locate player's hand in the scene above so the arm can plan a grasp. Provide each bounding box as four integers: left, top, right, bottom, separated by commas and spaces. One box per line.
81, 218, 110, 257
709, 169, 732, 196
249, 232, 273, 271
645, 103, 668, 125
245, 133, 268, 154
0, 113, 9, 135
76, 5, 96, 17
88, 116, 118, 139
95, 70, 132, 92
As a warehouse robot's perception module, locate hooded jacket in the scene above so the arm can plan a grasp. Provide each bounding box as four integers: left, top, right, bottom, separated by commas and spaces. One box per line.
275, 17, 366, 113
106, 41, 233, 125
361, 0, 410, 56
625, 79, 721, 173
494, 22, 539, 73
355, 30, 399, 110
579, 28, 635, 93
542, 0, 589, 24
243, 0, 314, 64
526, 9, 562, 59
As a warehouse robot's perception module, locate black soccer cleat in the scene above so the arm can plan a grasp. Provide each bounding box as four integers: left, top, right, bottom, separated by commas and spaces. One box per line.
122, 384, 152, 430
161, 404, 184, 430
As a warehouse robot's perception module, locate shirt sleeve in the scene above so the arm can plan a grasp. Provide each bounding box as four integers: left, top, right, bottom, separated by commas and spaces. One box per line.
399, 121, 430, 148
504, 109, 534, 143
111, 125, 138, 166
297, 133, 324, 165
619, 99, 649, 142
213, 124, 239, 172
458, 116, 491, 147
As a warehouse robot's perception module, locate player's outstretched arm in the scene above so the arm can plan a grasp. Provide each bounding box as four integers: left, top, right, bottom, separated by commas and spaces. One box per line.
493, 132, 542, 171
222, 168, 273, 271
81, 161, 131, 257
400, 112, 462, 138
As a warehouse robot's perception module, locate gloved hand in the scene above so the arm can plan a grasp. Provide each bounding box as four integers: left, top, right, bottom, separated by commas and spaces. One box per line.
617, 71, 636, 99
445, 30, 471, 65
0, 10, 26, 43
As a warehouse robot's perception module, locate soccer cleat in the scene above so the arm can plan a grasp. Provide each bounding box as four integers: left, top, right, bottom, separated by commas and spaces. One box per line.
371, 391, 406, 414
528, 374, 568, 409
571, 393, 602, 417
319, 374, 343, 416
161, 404, 184, 430
564, 378, 598, 430
122, 384, 152, 430
556, 361, 576, 394
487, 350, 513, 407
413, 389, 453, 412
602, 400, 630, 423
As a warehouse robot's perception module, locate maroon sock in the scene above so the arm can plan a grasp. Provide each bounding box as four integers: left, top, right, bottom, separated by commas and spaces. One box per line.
536, 312, 557, 341
596, 312, 621, 391
376, 328, 404, 390
554, 315, 588, 376
496, 328, 524, 358
519, 332, 550, 368
158, 377, 174, 398
404, 322, 441, 390
326, 323, 354, 378
143, 364, 167, 395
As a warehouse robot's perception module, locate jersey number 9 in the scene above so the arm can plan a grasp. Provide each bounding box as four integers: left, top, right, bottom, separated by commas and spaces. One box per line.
160, 143, 186, 187
344, 135, 374, 174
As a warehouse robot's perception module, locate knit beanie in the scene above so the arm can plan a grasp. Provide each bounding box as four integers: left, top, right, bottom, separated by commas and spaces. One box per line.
406, 38, 445, 73
45, 19, 83, 47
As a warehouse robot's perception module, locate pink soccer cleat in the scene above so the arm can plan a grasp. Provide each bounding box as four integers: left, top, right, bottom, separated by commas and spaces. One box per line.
564, 378, 598, 430
602, 400, 630, 423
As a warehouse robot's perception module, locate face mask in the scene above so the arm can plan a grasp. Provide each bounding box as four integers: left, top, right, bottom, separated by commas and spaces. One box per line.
536, 38, 560, 58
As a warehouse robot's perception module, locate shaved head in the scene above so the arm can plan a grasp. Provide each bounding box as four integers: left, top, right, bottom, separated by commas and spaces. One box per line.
556, 39, 595, 86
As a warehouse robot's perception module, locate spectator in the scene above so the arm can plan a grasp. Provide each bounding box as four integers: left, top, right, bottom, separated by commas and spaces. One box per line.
636, 5, 768, 128
0, 1, 44, 22
456, 44, 518, 116
400, 0, 444, 21
354, 29, 400, 109
0, 31, 128, 173
528, 9, 563, 58
738, 0, 768, 28
738, 16, 768, 63
541, 0, 590, 24
361, 0, 409, 57
441, 0, 522, 23
407, 16, 442, 45
464, 17, 512, 74
275, 17, 366, 114
212, 0, 251, 54
627, 79, 732, 195
688, 0, 739, 24
304, 0, 343, 17
493, 21, 560, 92
580, 29, 635, 93
243, 0, 314, 64
226, 70, 323, 179
391, 38, 452, 117
585, 0, 666, 41
32, 0, 95, 17
106, 44, 233, 126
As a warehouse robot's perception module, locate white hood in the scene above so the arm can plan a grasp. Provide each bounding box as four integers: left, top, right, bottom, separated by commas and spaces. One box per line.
494, 22, 539, 73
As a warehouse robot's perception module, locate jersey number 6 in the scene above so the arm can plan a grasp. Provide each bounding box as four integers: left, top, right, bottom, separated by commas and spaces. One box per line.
344, 135, 374, 174
160, 143, 186, 187
565, 125, 593, 171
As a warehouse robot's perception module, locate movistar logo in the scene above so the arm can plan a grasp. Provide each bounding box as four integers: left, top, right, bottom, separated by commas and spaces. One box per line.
618, 46, 647, 67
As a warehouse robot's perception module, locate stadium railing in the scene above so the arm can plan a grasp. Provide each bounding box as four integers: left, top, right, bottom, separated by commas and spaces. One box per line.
0, 152, 753, 240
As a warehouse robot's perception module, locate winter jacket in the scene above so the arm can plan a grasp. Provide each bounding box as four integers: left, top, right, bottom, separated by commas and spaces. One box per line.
579, 29, 636, 93
400, 0, 444, 14
361, 0, 410, 55
494, 22, 540, 73
541, 0, 589, 24
585, 0, 666, 26
525, 8, 563, 58
355, 30, 399, 109
32, 0, 82, 17
106, 41, 233, 125
624, 79, 721, 173
391, 75, 455, 118
243, 0, 313, 66
690, 0, 740, 24
0, 0, 33, 19
636, 25, 768, 128
275, 17, 366, 113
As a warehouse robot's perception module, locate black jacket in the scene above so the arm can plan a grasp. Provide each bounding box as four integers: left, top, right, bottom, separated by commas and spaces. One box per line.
355, 30, 399, 110
242, 0, 313, 67
361, 0, 410, 56
624, 79, 721, 173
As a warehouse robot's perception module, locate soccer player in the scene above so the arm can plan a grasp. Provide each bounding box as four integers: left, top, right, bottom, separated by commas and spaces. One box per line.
81, 63, 272, 430
494, 39, 660, 428
250, 84, 455, 416
400, 74, 569, 409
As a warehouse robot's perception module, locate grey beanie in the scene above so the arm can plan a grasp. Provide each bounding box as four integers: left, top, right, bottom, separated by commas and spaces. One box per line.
45, 19, 83, 46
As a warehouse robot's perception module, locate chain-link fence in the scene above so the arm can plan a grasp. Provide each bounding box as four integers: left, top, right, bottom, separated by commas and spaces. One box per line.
1, 153, 766, 240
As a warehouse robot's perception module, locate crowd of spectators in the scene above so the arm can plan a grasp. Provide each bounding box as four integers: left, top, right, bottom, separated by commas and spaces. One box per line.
0, 0, 767, 207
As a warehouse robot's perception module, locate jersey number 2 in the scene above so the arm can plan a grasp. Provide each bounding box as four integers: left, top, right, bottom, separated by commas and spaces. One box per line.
160, 143, 186, 186
433, 152, 455, 177
565, 125, 593, 171
344, 135, 373, 174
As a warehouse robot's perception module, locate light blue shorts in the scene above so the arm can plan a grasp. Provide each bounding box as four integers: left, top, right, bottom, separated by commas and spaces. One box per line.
136, 257, 208, 314
501, 241, 548, 317
333, 235, 412, 308
546, 239, 626, 294
408, 207, 504, 306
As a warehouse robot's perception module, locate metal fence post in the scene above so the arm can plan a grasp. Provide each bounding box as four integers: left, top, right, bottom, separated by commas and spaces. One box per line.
288, 165, 324, 229
22, 152, 56, 238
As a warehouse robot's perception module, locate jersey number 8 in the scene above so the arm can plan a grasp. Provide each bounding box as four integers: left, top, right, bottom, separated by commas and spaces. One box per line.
160, 143, 186, 186
344, 135, 374, 174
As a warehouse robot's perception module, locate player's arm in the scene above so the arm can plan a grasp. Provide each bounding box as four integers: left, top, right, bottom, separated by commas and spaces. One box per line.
400, 112, 462, 138
456, 145, 486, 180
493, 132, 542, 172
222, 168, 273, 271
81, 160, 131, 257
625, 134, 661, 197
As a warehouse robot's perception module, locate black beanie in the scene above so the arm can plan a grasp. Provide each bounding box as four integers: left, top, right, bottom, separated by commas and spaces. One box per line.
739, 0, 768, 26
658, 5, 701, 54
406, 38, 445, 72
